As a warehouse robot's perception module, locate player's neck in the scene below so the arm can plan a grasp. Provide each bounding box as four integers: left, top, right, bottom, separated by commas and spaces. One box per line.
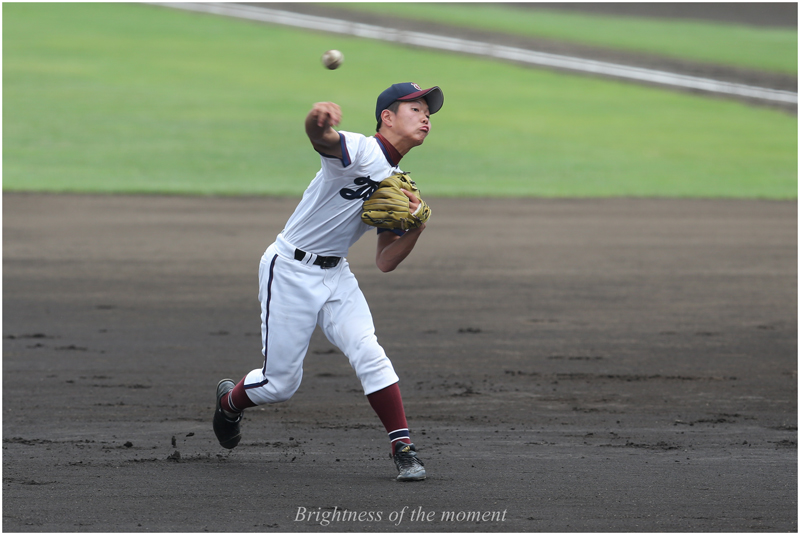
375, 132, 404, 165
376, 129, 417, 158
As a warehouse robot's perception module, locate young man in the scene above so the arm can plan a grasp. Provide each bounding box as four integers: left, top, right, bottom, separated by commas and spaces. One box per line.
213, 83, 444, 481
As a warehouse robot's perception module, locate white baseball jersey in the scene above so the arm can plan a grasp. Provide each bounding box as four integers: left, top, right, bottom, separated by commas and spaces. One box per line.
282, 130, 402, 257
242, 131, 404, 404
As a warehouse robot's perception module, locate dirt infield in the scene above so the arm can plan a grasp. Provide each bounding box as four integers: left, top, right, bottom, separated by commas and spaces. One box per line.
3, 193, 796, 531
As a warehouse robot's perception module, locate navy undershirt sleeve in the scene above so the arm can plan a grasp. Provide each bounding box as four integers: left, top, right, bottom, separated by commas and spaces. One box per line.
377, 228, 405, 237
315, 132, 351, 167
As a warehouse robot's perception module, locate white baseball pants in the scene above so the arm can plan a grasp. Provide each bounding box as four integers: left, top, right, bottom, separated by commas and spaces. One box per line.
242, 234, 399, 405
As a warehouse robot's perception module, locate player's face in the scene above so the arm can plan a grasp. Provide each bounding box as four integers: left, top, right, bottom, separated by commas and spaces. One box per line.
392, 100, 431, 147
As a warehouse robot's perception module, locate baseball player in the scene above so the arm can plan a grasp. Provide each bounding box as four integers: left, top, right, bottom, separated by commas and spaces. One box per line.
213, 82, 444, 481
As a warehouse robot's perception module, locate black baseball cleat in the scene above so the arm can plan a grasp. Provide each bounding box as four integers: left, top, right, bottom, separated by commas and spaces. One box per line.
393, 442, 426, 481
213, 379, 242, 449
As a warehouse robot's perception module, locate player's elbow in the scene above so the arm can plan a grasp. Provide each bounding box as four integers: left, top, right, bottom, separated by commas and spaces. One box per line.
376, 259, 398, 273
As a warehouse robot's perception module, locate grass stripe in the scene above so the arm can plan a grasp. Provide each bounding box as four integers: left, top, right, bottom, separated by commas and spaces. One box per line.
329, 2, 798, 74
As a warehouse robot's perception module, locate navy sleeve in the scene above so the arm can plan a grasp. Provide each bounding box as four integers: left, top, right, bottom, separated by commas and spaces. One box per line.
316, 132, 351, 167
377, 228, 405, 237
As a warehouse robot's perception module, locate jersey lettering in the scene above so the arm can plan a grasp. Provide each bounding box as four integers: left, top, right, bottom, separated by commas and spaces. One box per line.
339, 176, 379, 201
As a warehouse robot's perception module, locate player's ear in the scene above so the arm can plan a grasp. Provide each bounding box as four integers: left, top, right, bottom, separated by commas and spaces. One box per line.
380, 109, 394, 129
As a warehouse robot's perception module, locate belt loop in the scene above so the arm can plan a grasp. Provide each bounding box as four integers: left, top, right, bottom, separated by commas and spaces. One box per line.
293, 247, 340, 269
295, 248, 317, 266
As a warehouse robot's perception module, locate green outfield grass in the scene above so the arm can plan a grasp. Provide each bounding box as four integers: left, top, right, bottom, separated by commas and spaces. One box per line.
3, 3, 797, 199
330, 2, 798, 74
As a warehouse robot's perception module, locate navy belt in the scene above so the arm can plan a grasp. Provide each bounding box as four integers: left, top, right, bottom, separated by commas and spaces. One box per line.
294, 248, 341, 269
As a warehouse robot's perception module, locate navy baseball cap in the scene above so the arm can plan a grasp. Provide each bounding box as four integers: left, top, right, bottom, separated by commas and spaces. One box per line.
375, 82, 444, 123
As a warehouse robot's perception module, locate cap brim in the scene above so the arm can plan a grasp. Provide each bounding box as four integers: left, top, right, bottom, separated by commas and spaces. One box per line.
398, 86, 444, 115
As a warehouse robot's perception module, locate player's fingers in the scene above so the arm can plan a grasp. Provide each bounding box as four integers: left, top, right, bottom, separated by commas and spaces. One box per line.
316, 103, 341, 127
316, 108, 331, 128
400, 189, 419, 202
401, 189, 420, 211
318, 110, 341, 128
328, 106, 342, 126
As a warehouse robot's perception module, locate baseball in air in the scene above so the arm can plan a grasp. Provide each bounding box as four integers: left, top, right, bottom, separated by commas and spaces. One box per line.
321, 49, 344, 70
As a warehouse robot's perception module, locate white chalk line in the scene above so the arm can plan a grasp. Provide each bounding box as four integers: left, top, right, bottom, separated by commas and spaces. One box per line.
156, 2, 797, 105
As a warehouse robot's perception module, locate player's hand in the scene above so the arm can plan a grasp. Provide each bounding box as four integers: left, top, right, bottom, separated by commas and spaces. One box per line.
310, 102, 342, 129
306, 102, 343, 158
401, 189, 421, 214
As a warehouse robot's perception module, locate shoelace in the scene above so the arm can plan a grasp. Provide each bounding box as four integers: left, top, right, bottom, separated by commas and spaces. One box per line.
395, 448, 424, 469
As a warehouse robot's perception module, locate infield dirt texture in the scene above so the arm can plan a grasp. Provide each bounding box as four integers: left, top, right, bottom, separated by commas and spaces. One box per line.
3, 194, 796, 531
3, 3, 798, 533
